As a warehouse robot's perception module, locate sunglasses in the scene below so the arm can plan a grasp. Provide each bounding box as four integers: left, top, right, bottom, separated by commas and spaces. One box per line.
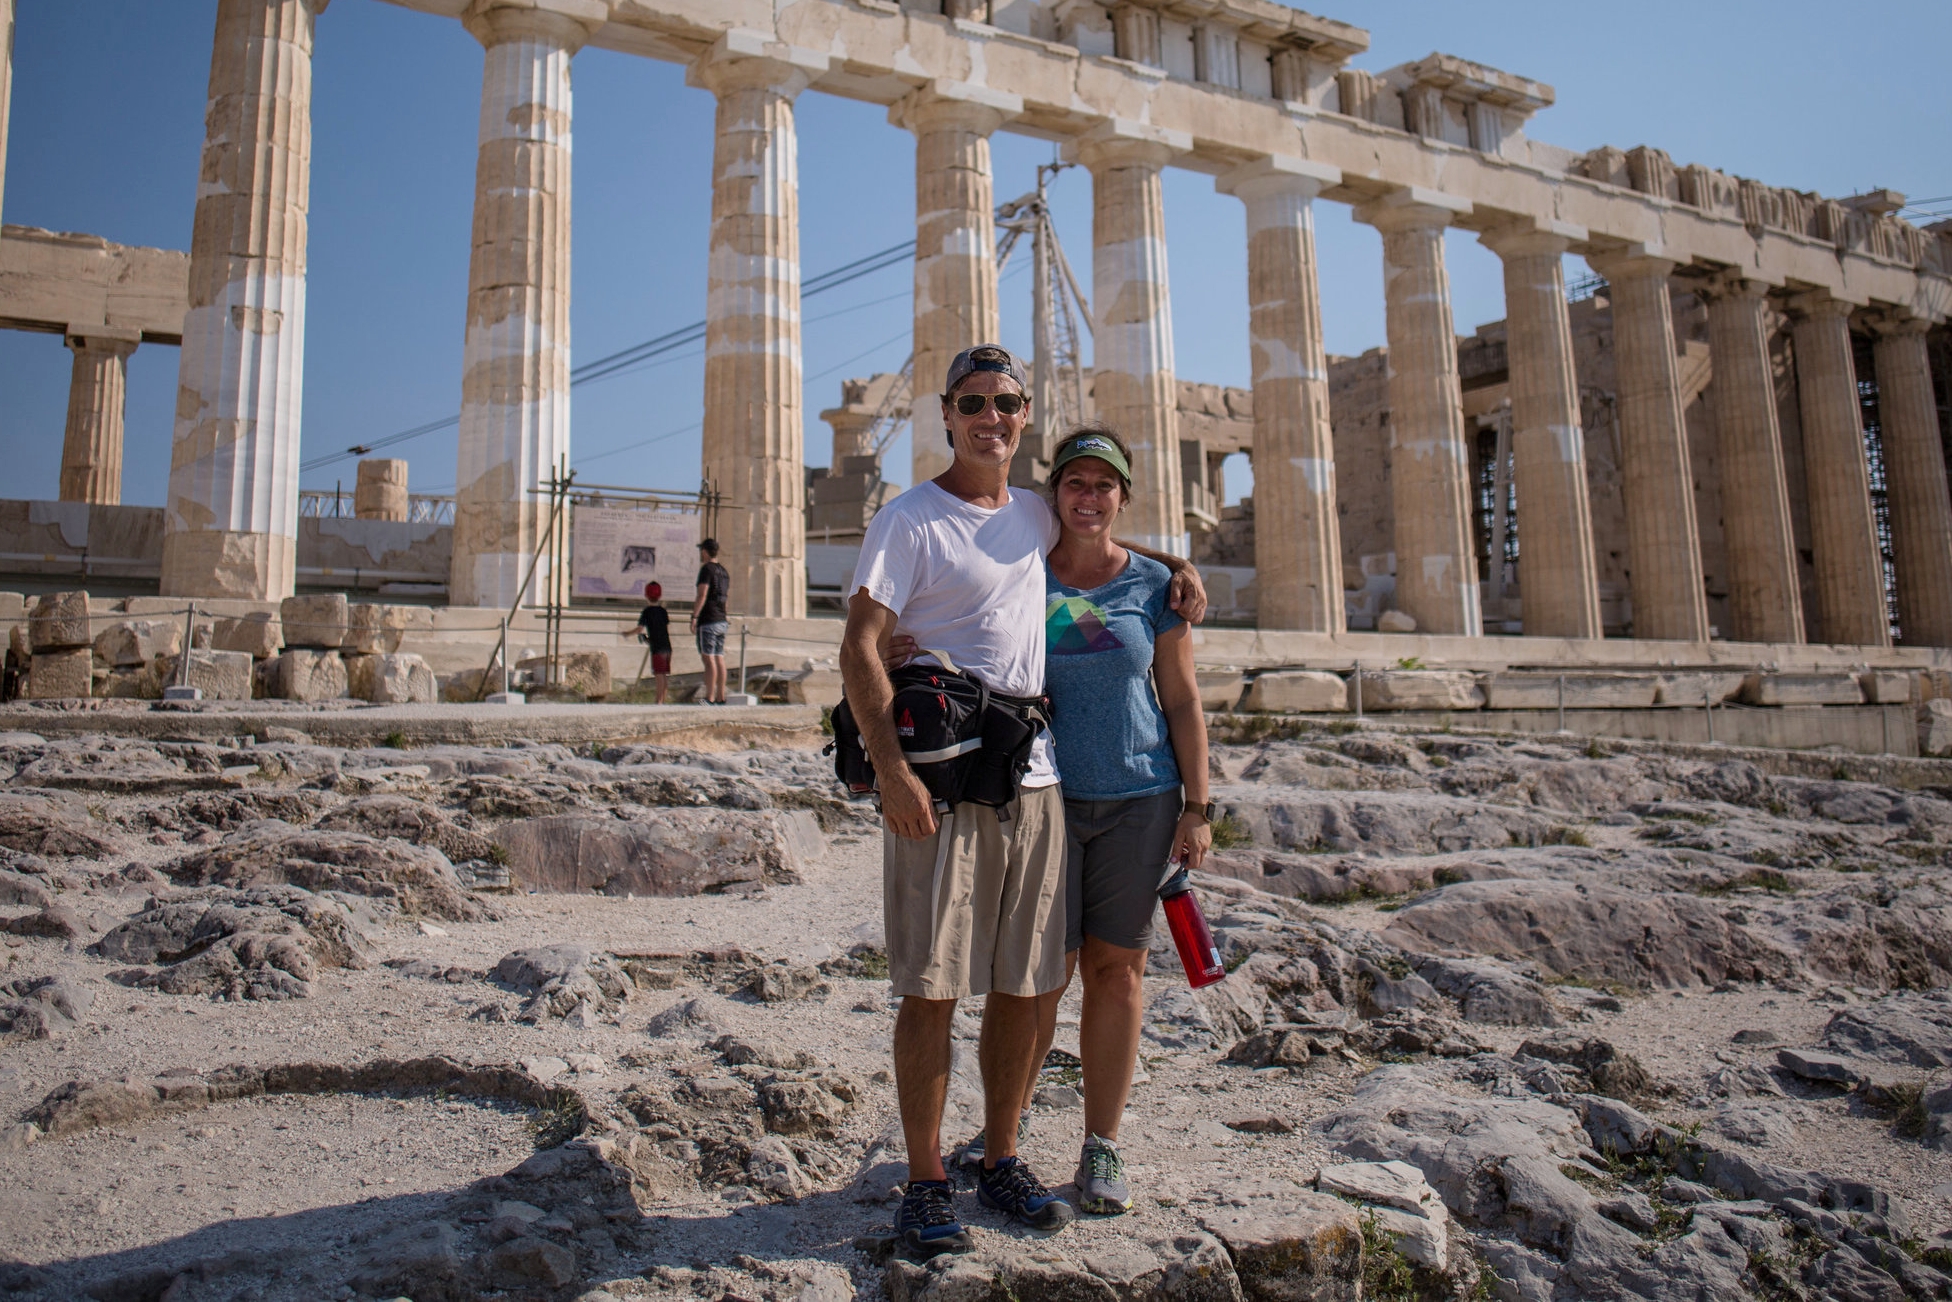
952, 391, 1027, 417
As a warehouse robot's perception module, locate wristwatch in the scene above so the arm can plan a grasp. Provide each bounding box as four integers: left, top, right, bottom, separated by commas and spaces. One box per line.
1183, 800, 1216, 822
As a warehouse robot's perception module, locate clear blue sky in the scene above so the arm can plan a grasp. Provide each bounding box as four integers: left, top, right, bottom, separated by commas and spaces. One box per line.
2, 0, 1945, 508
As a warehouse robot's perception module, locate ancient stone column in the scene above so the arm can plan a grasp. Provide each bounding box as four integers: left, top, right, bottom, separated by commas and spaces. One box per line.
0, 0, 13, 223
1701, 278, 1803, 644
1788, 297, 1888, 646
59, 330, 139, 505
1355, 191, 1480, 636
161, 0, 325, 599
894, 87, 1013, 486
1218, 159, 1342, 632
692, 40, 824, 620
1479, 227, 1603, 640
1586, 252, 1710, 642
449, 0, 604, 610
1872, 318, 1952, 647
354, 458, 409, 521
1077, 127, 1186, 555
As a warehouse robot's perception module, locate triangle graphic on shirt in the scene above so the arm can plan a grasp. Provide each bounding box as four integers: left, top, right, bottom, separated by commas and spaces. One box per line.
1046, 596, 1124, 656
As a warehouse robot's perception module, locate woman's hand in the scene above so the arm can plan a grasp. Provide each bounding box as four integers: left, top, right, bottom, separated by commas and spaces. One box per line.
882, 634, 919, 671
1173, 810, 1212, 875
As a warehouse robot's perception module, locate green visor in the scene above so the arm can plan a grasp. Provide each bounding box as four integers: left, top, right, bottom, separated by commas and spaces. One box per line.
1050, 433, 1132, 483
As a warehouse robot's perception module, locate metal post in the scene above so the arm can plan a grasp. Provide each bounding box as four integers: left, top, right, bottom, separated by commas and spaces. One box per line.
178, 602, 197, 687
500, 617, 510, 697
1556, 674, 1566, 732
1705, 684, 1715, 745
738, 623, 749, 697
1352, 661, 1362, 721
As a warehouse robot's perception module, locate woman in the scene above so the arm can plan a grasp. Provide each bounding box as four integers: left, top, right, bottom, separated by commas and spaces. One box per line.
910, 426, 1212, 1215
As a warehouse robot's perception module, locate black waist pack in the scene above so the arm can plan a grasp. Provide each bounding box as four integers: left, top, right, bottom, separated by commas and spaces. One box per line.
829, 652, 1047, 810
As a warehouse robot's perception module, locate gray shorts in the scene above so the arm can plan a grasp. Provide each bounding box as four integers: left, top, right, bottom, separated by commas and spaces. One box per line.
695, 622, 728, 657
1065, 788, 1181, 952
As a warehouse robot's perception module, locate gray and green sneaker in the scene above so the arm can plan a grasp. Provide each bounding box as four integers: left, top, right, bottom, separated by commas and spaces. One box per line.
1074, 1134, 1132, 1215
952, 1110, 1033, 1169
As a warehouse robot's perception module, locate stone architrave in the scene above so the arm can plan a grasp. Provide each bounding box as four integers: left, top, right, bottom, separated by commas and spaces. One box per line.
894, 84, 1016, 486
1075, 122, 1191, 555
1219, 158, 1344, 633
161, 0, 326, 600
1701, 277, 1803, 644
1788, 296, 1888, 647
59, 330, 139, 506
691, 35, 826, 620
448, 0, 606, 611
1478, 226, 1602, 640
1586, 250, 1710, 643
1872, 318, 1952, 648
1355, 190, 1480, 636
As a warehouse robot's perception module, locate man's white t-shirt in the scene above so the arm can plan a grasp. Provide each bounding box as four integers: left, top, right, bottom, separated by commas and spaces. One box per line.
851, 479, 1061, 788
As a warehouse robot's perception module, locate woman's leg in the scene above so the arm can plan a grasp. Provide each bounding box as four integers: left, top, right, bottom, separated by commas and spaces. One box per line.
1078, 934, 1148, 1142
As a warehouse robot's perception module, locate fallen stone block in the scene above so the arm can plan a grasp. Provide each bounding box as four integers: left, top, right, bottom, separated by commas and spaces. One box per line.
28, 648, 92, 699
1482, 673, 1659, 710
1740, 673, 1863, 707
149, 649, 253, 701
279, 593, 348, 649
1197, 1193, 1363, 1301
93, 618, 181, 667
1355, 670, 1484, 711
1377, 609, 1416, 633
211, 610, 282, 658
1859, 670, 1913, 705
782, 668, 842, 707
1319, 1160, 1449, 1272
260, 649, 349, 702
1199, 670, 1248, 711
1654, 671, 1750, 707
343, 603, 410, 654
1922, 699, 1952, 757
346, 652, 436, 704
492, 810, 812, 896
1777, 1047, 1858, 1085
518, 650, 611, 698
27, 591, 90, 651
1244, 671, 1348, 714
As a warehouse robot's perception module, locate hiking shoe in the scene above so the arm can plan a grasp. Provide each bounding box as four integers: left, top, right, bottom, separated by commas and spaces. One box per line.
1074, 1135, 1132, 1215
977, 1156, 1075, 1231
953, 1111, 1033, 1169
895, 1180, 974, 1258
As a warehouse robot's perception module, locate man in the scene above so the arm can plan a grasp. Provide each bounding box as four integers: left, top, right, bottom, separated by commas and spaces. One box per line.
634, 582, 672, 704
840, 343, 1204, 1257
691, 539, 730, 706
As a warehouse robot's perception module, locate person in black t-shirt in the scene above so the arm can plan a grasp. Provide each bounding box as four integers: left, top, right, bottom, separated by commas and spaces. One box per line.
633, 582, 673, 704
692, 538, 731, 705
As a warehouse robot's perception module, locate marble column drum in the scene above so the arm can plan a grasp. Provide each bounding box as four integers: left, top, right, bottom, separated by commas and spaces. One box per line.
1587, 252, 1710, 643
897, 92, 1006, 486
694, 52, 813, 619
161, 0, 324, 599
1702, 279, 1804, 644
1220, 162, 1342, 632
59, 332, 138, 505
449, 0, 600, 610
1872, 319, 1952, 648
1078, 132, 1185, 555
1789, 298, 1889, 646
1358, 195, 1480, 636
1480, 227, 1603, 640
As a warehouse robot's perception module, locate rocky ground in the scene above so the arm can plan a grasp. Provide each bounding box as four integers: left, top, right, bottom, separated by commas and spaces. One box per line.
4, 715, 1952, 1300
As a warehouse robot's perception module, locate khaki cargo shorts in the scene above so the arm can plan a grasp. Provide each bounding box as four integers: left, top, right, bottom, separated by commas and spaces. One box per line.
883, 783, 1067, 1000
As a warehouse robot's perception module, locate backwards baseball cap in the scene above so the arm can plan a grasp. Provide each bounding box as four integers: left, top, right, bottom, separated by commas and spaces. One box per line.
1051, 431, 1132, 484
942, 343, 1029, 396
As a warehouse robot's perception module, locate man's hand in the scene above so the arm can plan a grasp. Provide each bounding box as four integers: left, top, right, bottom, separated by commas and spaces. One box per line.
879, 766, 939, 840
1118, 540, 1208, 623
840, 590, 940, 841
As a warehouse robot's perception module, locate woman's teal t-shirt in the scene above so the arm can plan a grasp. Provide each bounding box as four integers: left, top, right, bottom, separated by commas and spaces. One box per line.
1044, 553, 1184, 800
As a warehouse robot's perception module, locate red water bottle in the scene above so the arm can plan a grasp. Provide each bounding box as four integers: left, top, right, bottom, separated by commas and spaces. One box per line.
1159, 860, 1226, 988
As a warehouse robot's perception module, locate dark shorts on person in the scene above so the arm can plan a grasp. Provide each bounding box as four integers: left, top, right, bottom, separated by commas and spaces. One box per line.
651, 652, 671, 675
1064, 788, 1180, 952
695, 622, 728, 657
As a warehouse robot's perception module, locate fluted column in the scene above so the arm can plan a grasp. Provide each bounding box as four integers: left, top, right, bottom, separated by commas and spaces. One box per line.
161, 0, 324, 599
60, 331, 138, 504
895, 87, 1012, 486
1872, 318, 1952, 647
1355, 191, 1480, 636
1480, 227, 1603, 640
1076, 126, 1187, 555
449, 0, 602, 610
1701, 278, 1803, 644
1586, 251, 1710, 642
1218, 159, 1342, 632
693, 41, 823, 620
1789, 296, 1888, 646
0, 0, 13, 223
